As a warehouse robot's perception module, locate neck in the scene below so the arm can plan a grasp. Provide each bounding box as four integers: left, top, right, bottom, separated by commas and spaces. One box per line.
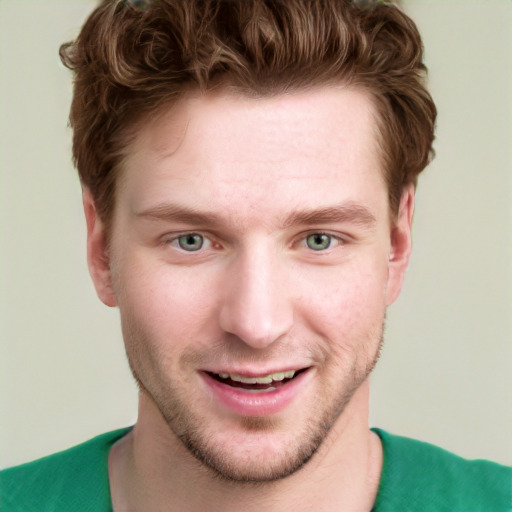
109, 380, 382, 512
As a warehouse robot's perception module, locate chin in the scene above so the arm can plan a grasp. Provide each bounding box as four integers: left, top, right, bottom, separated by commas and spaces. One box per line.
181, 427, 322, 483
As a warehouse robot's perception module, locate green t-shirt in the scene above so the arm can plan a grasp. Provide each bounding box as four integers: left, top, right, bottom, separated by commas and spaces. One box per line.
1, 427, 510, 512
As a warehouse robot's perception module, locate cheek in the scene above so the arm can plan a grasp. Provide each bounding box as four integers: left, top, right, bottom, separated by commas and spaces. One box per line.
295, 262, 388, 340
113, 259, 224, 387
113, 255, 220, 346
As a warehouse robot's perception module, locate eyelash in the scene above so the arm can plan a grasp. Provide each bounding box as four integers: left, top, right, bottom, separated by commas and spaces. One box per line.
301, 231, 343, 251
164, 232, 212, 252
162, 231, 345, 254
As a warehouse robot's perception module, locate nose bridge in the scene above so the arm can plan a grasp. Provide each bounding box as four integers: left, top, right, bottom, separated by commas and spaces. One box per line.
219, 239, 293, 349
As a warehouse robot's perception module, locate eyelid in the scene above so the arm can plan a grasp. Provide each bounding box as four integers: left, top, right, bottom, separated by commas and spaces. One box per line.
162, 231, 212, 251
301, 230, 345, 243
160, 229, 347, 252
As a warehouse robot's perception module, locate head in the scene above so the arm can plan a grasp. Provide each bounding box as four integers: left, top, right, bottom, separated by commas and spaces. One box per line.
61, 0, 436, 483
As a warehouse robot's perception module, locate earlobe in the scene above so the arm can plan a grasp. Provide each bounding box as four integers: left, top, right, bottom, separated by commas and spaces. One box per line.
385, 184, 415, 306
83, 189, 117, 307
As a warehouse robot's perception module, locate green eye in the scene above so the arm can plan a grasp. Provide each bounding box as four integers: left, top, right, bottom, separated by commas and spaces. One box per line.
177, 234, 204, 251
306, 233, 333, 251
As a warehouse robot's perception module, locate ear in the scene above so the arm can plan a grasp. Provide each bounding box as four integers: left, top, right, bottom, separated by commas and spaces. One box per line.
83, 188, 117, 307
385, 184, 415, 306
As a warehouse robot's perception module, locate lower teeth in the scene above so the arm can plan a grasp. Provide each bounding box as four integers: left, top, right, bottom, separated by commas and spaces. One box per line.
245, 387, 276, 393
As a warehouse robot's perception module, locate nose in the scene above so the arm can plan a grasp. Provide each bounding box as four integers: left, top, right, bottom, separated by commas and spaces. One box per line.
219, 244, 293, 349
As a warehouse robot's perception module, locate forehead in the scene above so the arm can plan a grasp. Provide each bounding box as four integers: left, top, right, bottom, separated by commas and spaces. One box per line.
119, 86, 386, 221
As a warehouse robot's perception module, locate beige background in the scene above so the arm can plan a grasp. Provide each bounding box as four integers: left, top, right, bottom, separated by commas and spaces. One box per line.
1, 0, 511, 468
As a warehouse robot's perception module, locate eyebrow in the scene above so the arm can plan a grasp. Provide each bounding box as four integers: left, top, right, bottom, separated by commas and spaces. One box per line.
135, 202, 377, 230
135, 203, 226, 227
281, 203, 376, 229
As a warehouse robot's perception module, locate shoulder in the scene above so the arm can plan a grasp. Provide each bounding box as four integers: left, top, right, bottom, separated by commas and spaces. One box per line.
0, 427, 131, 512
372, 428, 512, 512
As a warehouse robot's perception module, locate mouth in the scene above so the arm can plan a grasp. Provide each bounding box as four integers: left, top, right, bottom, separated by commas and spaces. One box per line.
202, 367, 312, 416
205, 368, 308, 393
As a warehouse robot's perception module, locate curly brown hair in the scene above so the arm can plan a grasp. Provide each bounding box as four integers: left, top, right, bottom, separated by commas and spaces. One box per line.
60, 0, 436, 230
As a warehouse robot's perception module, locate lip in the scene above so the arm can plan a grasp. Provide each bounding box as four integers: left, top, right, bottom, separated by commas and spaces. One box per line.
201, 368, 311, 417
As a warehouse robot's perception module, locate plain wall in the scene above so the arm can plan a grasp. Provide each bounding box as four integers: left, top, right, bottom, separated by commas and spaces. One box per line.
1, 0, 511, 468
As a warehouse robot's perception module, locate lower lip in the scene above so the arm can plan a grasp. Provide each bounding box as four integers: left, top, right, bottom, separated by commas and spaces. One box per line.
201, 370, 311, 417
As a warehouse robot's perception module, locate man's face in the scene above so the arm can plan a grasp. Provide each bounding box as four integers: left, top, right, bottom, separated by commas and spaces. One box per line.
87, 86, 412, 482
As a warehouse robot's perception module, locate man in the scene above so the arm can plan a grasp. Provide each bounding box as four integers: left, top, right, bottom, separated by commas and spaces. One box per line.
1, 0, 510, 511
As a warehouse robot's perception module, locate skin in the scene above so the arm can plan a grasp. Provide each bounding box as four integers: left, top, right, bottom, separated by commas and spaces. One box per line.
85, 85, 414, 511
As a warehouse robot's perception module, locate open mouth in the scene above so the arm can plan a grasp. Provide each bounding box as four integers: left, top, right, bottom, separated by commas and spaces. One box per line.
206, 368, 308, 392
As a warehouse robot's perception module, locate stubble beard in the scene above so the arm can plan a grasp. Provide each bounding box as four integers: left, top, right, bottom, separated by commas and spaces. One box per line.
126, 329, 384, 484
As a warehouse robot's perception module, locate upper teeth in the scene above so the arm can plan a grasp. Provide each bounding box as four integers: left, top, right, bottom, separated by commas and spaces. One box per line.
217, 370, 296, 384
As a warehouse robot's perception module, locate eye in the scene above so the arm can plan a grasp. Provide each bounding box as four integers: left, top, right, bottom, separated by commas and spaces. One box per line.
305, 233, 337, 251
175, 233, 206, 252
